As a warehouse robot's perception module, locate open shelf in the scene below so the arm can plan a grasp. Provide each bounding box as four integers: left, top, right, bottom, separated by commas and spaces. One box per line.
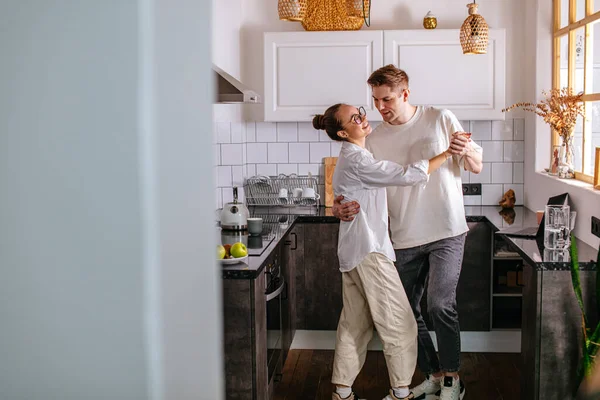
492, 296, 522, 330
493, 293, 523, 297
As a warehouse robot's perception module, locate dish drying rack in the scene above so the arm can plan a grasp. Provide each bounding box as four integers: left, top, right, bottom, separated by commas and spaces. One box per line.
244, 175, 320, 208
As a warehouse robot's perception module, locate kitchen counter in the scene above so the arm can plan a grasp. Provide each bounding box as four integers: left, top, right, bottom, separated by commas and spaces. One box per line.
221, 205, 598, 278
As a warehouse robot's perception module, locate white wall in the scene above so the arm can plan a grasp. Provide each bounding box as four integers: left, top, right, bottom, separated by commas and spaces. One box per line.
523, 0, 600, 248
240, 0, 529, 121
0, 0, 222, 398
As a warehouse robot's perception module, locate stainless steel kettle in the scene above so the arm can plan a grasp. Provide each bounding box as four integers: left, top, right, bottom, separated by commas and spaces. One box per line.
220, 187, 249, 231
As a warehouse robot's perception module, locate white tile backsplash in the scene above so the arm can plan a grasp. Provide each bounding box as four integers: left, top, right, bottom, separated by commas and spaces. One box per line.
471, 121, 492, 141
215, 119, 527, 207
310, 142, 331, 163
268, 142, 289, 163
492, 120, 514, 141
482, 184, 504, 205
221, 143, 244, 165
481, 141, 504, 162
277, 122, 298, 142
256, 122, 277, 142
246, 143, 268, 164
491, 162, 514, 184
217, 122, 231, 144
503, 141, 524, 162
289, 143, 310, 163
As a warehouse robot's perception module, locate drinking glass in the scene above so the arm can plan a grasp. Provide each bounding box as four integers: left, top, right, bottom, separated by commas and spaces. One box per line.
544, 205, 571, 250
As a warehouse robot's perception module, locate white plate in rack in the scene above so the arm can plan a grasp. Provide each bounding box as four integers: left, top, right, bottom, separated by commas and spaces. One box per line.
219, 255, 248, 265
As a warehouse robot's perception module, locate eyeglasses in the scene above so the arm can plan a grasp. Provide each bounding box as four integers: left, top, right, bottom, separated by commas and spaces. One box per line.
348, 106, 366, 125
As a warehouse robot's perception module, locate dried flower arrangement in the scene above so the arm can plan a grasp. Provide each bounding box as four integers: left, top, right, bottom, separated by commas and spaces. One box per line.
502, 88, 585, 178
502, 88, 584, 142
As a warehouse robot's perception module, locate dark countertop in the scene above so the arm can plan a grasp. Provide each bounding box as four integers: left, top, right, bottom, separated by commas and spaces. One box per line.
221, 205, 598, 278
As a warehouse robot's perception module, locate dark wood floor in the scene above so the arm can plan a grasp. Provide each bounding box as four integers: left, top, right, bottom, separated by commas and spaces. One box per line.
274, 350, 521, 400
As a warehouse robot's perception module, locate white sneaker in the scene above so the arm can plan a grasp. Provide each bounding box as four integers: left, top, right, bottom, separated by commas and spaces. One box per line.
439, 376, 465, 400
410, 376, 442, 399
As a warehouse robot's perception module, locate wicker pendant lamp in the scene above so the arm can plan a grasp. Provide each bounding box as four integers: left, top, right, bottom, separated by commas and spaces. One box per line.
460, 1, 489, 55
278, 0, 306, 21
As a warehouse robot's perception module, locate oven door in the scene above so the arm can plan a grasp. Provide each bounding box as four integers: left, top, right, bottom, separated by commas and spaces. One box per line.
266, 275, 285, 383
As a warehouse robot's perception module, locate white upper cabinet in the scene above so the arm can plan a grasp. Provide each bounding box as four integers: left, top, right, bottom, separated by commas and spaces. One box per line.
264, 29, 506, 121
264, 31, 384, 122
384, 29, 506, 120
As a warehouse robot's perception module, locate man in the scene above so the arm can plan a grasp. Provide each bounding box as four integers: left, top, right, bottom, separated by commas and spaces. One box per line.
333, 65, 483, 400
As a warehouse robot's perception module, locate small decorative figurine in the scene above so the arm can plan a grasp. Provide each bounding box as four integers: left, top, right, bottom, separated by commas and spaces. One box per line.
423, 11, 437, 29
498, 189, 516, 209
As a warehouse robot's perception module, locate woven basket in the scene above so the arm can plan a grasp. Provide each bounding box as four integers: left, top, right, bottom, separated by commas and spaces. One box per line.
300, 0, 369, 31
278, 0, 307, 21
460, 3, 489, 54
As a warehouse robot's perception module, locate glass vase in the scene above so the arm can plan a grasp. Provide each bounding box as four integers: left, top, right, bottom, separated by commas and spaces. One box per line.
558, 136, 575, 179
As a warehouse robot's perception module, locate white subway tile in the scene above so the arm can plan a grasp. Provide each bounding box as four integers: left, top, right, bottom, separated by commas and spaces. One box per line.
481, 141, 504, 162
470, 166, 491, 184
277, 163, 298, 175
231, 122, 244, 143
217, 122, 231, 143
513, 118, 525, 141
481, 184, 504, 205
513, 162, 524, 183
222, 187, 234, 204
217, 166, 232, 187
256, 163, 277, 177
232, 166, 244, 186
247, 164, 256, 178
471, 121, 492, 141
246, 122, 256, 142
458, 120, 470, 132
246, 143, 268, 164
242, 143, 247, 165
298, 163, 320, 177
277, 122, 298, 142
268, 142, 289, 163
492, 120, 514, 141
310, 142, 331, 163
256, 122, 277, 142
330, 141, 342, 157
215, 188, 223, 209
220, 144, 244, 165
289, 143, 310, 163
463, 195, 482, 206
213, 144, 221, 166
460, 168, 471, 183
504, 184, 524, 205
491, 163, 513, 183
298, 122, 320, 142
503, 141, 524, 162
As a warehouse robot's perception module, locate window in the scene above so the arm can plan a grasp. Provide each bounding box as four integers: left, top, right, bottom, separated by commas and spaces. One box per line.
554, 0, 600, 184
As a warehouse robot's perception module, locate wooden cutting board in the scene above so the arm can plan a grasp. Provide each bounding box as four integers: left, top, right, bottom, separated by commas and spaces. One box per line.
324, 157, 338, 207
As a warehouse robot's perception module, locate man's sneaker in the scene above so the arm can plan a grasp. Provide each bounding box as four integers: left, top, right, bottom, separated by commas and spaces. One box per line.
439, 376, 465, 400
410, 376, 442, 399
382, 389, 415, 399
332, 391, 355, 400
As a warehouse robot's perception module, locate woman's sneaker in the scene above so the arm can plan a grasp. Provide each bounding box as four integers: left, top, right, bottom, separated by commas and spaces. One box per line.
410, 376, 442, 399
439, 376, 465, 400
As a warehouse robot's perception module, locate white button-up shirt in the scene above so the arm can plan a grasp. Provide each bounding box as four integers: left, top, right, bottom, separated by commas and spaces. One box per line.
333, 142, 430, 272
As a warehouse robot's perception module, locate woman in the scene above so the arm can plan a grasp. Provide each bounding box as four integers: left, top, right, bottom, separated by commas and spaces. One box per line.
312, 104, 452, 400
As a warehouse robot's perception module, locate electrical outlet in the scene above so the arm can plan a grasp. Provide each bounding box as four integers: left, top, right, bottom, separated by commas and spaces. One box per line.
462, 183, 482, 196
592, 216, 600, 239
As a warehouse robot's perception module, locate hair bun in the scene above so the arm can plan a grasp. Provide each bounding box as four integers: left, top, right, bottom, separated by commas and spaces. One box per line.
312, 114, 326, 130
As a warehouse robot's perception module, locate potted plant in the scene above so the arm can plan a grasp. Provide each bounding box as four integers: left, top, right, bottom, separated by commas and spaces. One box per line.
503, 88, 585, 179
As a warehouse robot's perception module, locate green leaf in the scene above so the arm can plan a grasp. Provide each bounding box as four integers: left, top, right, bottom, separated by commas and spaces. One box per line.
570, 234, 589, 329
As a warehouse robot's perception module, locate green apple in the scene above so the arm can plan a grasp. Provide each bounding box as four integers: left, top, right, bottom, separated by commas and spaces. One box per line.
230, 242, 248, 258
217, 245, 226, 260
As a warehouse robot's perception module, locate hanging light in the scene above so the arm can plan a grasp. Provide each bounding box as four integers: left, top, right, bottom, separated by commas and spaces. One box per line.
278, 0, 306, 22
460, 1, 489, 55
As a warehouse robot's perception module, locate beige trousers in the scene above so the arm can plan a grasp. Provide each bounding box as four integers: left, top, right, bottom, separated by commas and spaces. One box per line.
331, 252, 418, 388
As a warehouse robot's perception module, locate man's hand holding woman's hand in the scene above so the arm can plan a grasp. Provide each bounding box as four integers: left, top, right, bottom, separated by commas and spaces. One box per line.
332, 195, 360, 221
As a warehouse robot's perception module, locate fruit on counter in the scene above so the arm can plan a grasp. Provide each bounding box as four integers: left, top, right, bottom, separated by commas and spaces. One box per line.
223, 244, 232, 257
217, 245, 226, 260
230, 242, 248, 258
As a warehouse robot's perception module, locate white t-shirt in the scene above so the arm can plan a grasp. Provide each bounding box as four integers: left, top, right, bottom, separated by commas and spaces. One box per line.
333, 141, 429, 271
366, 105, 483, 249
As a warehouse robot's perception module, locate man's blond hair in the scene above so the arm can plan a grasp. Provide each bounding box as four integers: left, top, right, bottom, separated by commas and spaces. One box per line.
367, 64, 409, 91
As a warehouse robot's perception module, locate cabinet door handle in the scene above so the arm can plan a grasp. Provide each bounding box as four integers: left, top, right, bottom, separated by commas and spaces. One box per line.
291, 232, 297, 250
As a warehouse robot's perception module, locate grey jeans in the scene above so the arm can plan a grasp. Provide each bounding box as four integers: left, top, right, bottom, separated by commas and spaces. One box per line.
394, 233, 467, 374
